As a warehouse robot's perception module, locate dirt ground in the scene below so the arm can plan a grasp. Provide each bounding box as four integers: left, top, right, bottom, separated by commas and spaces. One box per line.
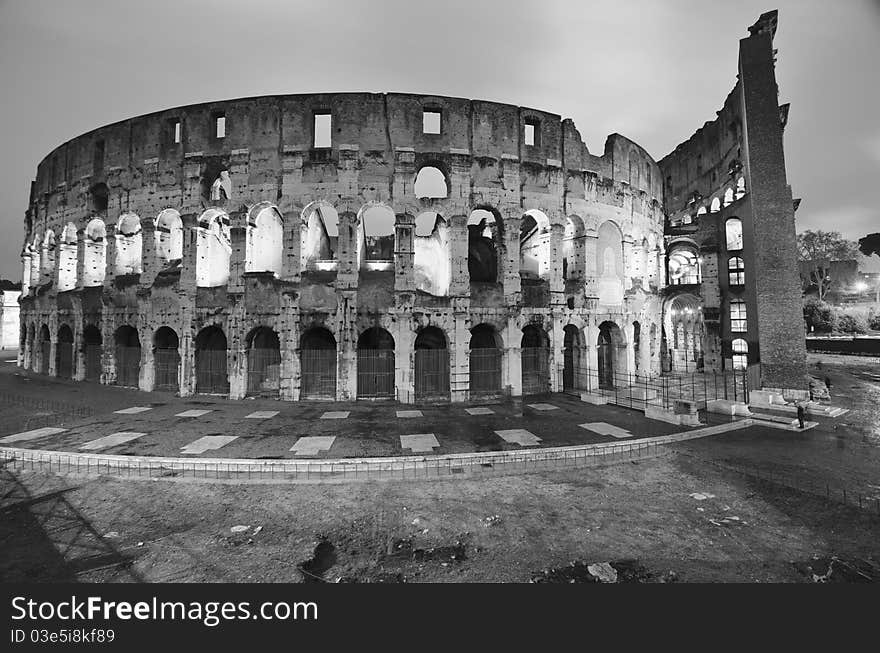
1, 351, 879, 583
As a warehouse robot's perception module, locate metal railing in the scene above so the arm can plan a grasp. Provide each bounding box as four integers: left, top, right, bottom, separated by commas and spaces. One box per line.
246, 347, 281, 397
414, 349, 450, 399
521, 347, 551, 396
154, 348, 180, 392
195, 349, 229, 395
84, 344, 102, 381
356, 349, 395, 399
300, 349, 336, 399
0, 392, 94, 436
114, 345, 141, 388
56, 342, 74, 379
469, 349, 502, 394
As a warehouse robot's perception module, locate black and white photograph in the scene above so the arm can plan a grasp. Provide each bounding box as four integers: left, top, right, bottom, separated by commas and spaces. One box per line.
1, 0, 879, 641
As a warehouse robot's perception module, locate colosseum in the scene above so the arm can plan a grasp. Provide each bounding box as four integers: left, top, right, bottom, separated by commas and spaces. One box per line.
16, 11, 807, 407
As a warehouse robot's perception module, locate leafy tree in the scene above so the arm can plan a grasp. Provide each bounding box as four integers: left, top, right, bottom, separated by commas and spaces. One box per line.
858, 232, 880, 303
803, 297, 836, 333
797, 230, 860, 301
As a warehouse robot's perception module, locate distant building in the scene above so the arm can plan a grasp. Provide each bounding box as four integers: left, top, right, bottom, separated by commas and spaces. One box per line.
0, 281, 22, 349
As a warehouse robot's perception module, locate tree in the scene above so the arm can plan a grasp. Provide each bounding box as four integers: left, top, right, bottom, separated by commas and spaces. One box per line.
796, 230, 860, 301
858, 232, 880, 303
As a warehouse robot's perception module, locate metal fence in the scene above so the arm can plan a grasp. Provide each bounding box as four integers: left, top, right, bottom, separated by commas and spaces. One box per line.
300, 349, 336, 399
469, 348, 502, 394
195, 349, 229, 395
154, 348, 180, 392
40, 341, 50, 374
56, 342, 74, 379
521, 347, 550, 396
0, 392, 94, 436
357, 349, 395, 399
114, 346, 141, 388
247, 347, 281, 397
414, 349, 450, 399
84, 344, 102, 381
557, 362, 752, 411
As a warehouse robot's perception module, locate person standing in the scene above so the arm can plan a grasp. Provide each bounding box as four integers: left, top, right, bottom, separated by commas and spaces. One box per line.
797, 401, 807, 429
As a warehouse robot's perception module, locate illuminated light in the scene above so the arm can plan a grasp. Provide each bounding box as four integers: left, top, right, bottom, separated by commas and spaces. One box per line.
364, 260, 393, 272
315, 260, 338, 272
854, 282, 868, 292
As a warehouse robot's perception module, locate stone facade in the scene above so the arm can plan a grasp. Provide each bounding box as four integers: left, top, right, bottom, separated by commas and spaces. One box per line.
1, 290, 21, 350
17, 11, 806, 399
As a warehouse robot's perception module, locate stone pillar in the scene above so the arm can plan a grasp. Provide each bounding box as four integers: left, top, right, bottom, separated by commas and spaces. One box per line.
395, 321, 415, 404
503, 215, 522, 303
336, 211, 359, 291
549, 222, 565, 306
337, 289, 357, 401
103, 224, 118, 290
101, 315, 117, 385
179, 214, 199, 291
227, 223, 247, 294
48, 335, 58, 377
282, 207, 302, 282
227, 323, 247, 400
139, 219, 159, 288
74, 231, 87, 290
178, 320, 194, 397
394, 213, 415, 294
448, 215, 470, 297
504, 316, 522, 396
450, 298, 470, 402
139, 330, 155, 392
549, 314, 564, 393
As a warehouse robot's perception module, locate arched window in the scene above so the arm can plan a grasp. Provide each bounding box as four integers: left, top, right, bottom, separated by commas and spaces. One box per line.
246, 326, 281, 396
356, 327, 395, 399
562, 216, 586, 281
115, 213, 142, 275
195, 325, 228, 394
195, 209, 231, 287
301, 203, 339, 272
114, 325, 141, 387
725, 218, 743, 251
728, 257, 745, 286
413, 212, 451, 296
83, 219, 107, 287
155, 209, 183, 265
414, 326, 450, 399
413, 166, 448, 199
723, 188, 734, 207
597, 221, 624, 304
710, 197, 721, 213
667, 245, 701, 285
245, 204, 283, 275
40, 230, 56, 282
730, 300, 747, 333
57, 223, 78, 292
732, 338, 748, 370
358, 204, 395, 267
520, 210, 551, 281
469, 324, 502, 394
735, 176, 746, 200
153, 326, 180, 392
300, 327, 337, 399
467, 209, 501, 283
696, 206, 707, 216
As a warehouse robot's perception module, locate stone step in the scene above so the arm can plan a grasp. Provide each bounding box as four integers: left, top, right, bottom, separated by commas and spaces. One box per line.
749, 411, 799, 426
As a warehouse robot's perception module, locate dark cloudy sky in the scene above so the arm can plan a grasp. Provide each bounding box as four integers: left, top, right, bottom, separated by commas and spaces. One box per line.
1, 0, 878, 280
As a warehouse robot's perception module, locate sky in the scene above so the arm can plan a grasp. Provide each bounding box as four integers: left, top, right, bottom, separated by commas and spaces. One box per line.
0, 0, 878, 280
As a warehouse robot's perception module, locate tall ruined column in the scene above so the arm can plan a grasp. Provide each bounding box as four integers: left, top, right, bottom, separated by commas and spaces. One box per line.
395, 321, 415, 404
227, 217, 247, 294
336, 210, 359, 291
394, 213, 415, 295
280, 292, 300, 401
281, 205, 302, 283
177, 214, 199, 397
227, 311, 247, 400
74, 230, 87, 290
503, 215, 522, 303
548, 222, 565, 307
138, 322, 155, 392
549, 314, 564, 393
504, 316, 522, 397
139, 219, 159, 288
450, 297, 471, 402
448, 214, 470, 298
103, 224, 118, 290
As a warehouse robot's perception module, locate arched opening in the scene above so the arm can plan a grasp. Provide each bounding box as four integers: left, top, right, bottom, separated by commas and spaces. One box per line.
57, 223, 78, 292
39, 324, 50, 374
40, 230, 57, 283
667, 243, 701, 285
562, 324, 583, 395
723, 187, 734, 207
467, 209, 501, 283
155, 209, 183, 267
633, 321, 642, 373
469, 324, 502, 395
114, 325, 141, 387
300, 327, 337, 399
521, 324, 550, 395
414, 326, 450, 400
356, 327, 395, 399
358, 204, 395, 269
735, 177, 746, 200
195, 325, 229, 394
710, 197, 721, 213
246, 326, 281, 397
597, 321, 625, 389
519, 210, 550, 280
83, 219, 107, 287
195, 209, 231, 287
597, 221, 624, 305
413, 212, 451, 296
413, 166, 448, 199
82, 325, 102, 381
245, 205, 283, 275
301, 203, 339, 273
56, 325, 74, 379
153, 326, 180, 392
725, 218, 743, 251
115, 213, 143, 275
666, 294, 703, 373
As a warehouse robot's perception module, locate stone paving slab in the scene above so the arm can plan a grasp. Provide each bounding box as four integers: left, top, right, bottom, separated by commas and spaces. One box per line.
180, 435, 238, 454
579, 422, 633, 439
495, 429, 542, 446
245, 411, 279, 419
465, 407, 494, 415
528, 403, 559, 411
79, 432, 146, 451
175, 409, 213, 418
399, 433, 440, 453
290, 436, 336, 456
0, 427, 67, 444
320, 411, 350, 419
396, 410, 423, 418
113, 406, 153, 415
